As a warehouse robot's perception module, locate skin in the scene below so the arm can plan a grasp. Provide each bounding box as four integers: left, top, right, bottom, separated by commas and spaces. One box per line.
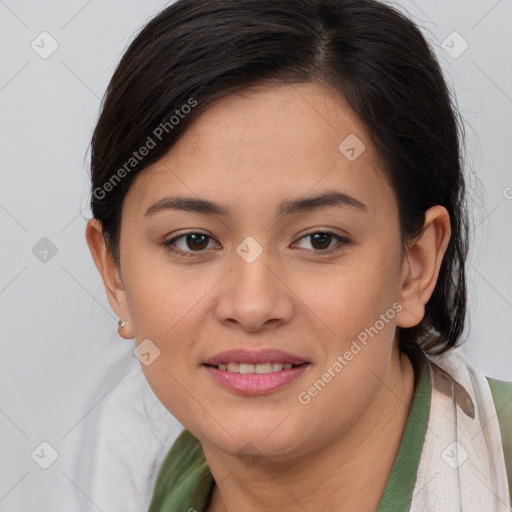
86, 81, 451, 511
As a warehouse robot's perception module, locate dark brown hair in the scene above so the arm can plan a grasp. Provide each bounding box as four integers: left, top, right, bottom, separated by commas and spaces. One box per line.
89, 0, 470, 355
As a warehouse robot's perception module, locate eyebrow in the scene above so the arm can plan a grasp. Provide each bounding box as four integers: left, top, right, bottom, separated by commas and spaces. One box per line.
144, 190, 367, 219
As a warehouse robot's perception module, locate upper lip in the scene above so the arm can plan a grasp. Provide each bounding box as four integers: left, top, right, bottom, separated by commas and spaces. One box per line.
203, 348, 309, 366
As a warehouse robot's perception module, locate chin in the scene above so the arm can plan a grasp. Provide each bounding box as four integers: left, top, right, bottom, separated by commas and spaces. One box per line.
198, 419, 313, 462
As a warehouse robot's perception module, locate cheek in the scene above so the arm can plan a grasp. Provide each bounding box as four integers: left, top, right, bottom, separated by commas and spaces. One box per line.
121, 249, 222, 368
294, 260, 401, 443
309, 246, 401, 343
122, 246, 211, 337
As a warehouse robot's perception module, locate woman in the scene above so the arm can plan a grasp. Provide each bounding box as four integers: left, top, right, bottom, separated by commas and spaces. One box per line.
85, 0, 512, 510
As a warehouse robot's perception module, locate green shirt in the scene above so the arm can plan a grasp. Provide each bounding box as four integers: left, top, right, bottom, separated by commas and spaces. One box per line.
148, 354, 512, 511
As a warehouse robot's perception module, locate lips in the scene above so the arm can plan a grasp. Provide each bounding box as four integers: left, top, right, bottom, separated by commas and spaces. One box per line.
202, 348, 309, 367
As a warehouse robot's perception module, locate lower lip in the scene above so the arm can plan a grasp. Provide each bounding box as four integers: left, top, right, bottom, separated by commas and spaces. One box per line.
202, 364, 310, 395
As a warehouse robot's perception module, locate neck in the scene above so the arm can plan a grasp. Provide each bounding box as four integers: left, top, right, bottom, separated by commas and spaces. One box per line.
204, 347, 416, 512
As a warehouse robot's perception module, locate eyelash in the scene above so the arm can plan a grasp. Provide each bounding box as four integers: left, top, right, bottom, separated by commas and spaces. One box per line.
162, 230, 352, 257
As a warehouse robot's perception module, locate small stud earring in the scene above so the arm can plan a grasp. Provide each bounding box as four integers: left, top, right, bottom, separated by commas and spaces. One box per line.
118, 319, 127, 328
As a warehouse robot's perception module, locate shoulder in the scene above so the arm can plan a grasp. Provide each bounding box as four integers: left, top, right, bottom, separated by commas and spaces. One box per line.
486, 376, 512, 426
487, 375, 512, 396
148, 429, 214, 512
486, 376, 512, 425
427, 350, 512, 492
162, 428, 205, 470
486, 376, 512, 503
431, 350, 512, 435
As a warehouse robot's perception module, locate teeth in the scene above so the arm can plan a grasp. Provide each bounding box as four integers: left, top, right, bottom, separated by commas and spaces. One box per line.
216, 362, 295, 373
271, 362, 282, 372
240, 363, 255, 374
227, 362, 239, 373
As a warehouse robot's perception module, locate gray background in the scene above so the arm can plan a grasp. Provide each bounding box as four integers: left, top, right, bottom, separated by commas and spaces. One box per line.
0, 0, 511, 509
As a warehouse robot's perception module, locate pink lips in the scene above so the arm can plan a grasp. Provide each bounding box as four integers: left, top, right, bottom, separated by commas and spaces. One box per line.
203, 348, 308, 366
202, 348, 310, 395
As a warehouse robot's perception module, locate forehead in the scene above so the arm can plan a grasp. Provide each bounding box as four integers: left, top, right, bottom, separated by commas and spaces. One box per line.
173, 81, 372, 162
123, 81, 395, 221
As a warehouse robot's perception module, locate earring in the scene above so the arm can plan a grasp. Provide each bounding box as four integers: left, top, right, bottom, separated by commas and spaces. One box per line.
117, 319, 134, 340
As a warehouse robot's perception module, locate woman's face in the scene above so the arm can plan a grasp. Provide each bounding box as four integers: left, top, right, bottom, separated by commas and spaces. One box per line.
113, 82, 411, 459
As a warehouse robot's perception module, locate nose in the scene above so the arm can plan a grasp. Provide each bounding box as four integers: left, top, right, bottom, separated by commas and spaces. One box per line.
214, 244, 294, 333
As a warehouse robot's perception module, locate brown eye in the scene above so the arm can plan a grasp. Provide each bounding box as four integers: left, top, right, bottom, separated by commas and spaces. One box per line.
310, 232, 332, 250
163, 232, 217, 255
184, 234, 209, 250
294, 231, 351, 253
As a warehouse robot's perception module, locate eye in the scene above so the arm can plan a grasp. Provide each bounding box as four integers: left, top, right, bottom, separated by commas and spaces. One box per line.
162, 230, 351, 257
293, 231, 351, 253
162, 232, 219, 256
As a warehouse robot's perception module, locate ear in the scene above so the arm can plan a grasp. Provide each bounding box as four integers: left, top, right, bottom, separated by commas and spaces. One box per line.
85, 218, 134, 339
395, 205, 451, 328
